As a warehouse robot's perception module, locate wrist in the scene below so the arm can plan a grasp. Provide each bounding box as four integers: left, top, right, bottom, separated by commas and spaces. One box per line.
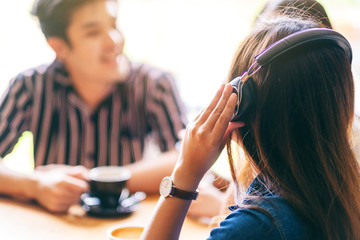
171, 167, 202, 193
25, 173, 40, 200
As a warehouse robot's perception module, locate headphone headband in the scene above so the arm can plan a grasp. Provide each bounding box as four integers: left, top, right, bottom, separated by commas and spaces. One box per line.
230, 28, 352, 122
255, 28, 353, 66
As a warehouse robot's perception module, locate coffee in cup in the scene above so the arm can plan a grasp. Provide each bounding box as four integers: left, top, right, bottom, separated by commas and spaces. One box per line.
89, 166, 131, 208
106, 224, 144, 240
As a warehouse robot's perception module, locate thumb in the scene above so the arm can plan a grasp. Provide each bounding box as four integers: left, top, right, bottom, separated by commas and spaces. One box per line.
66, 166, 90, 181
63, 175, 89, 192
221, 121, 245, 147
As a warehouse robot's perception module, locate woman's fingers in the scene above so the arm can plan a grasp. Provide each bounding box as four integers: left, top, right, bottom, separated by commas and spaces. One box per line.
212, 93, 238, 141
203, 84, 236, 132
196, 84, 226, 124
193, 108, 205, 122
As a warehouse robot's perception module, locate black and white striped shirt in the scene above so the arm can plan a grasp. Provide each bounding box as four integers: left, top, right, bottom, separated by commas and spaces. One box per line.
0, 59, 187, 168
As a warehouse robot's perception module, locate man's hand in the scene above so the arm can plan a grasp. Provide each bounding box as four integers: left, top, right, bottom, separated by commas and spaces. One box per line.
31, 165, 89, 213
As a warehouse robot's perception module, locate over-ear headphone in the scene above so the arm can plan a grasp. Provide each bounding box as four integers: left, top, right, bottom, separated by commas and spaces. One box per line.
230, 27, 352, 122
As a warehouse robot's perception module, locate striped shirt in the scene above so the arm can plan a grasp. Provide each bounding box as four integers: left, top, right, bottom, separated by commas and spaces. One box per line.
0, 59, 187, 168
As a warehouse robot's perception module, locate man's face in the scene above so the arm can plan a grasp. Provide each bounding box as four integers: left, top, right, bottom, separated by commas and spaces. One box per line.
63, 0, 128, 84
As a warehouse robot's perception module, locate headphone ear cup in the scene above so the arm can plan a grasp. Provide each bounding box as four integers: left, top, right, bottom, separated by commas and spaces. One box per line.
231, 77, 257, 122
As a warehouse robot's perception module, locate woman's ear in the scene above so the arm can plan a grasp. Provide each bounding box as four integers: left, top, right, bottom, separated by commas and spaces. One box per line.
221, 121, 245, 147
47, 37, 69, 61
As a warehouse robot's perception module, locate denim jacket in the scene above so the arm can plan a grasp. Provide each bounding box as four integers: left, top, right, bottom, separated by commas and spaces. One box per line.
207, 176, 313, 240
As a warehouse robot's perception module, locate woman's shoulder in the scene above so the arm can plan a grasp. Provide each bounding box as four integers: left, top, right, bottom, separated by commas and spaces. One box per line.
208, 195, 313, 240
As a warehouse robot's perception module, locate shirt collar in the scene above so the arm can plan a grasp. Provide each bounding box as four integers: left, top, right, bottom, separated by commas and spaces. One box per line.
246, 175, 273, 196
51, 58, 72, 87
50, 58, 136, 88
228, 175, 276, 211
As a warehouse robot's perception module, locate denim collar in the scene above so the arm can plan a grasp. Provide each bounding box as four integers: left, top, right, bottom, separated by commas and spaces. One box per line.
229, 175, 275, 211
246, 175, 274, 196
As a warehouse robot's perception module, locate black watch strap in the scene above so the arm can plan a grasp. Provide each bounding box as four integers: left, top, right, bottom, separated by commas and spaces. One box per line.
172, 186, 199, 201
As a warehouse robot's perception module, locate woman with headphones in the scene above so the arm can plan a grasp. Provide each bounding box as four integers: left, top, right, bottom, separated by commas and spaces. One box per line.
255, 0, 360, 161
141, 13, 360, 240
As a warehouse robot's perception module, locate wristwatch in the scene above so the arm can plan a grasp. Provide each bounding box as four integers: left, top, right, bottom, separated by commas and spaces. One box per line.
159, 176, 198, 200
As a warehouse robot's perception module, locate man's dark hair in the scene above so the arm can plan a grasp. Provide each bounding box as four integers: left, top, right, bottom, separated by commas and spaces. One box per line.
31, 0, 103, 43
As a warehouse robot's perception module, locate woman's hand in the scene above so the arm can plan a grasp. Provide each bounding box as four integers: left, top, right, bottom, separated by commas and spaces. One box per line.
172, 84, 244, 191
141, 84, 244, 240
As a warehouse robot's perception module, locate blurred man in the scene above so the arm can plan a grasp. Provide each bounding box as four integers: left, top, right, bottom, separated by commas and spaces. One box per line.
0, 0, 187, 213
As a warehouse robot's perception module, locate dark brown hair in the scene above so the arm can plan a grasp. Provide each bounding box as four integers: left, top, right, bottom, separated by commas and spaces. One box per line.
255, 0, 332, 29
227, 15, 360, 240
31, 0, 116, 43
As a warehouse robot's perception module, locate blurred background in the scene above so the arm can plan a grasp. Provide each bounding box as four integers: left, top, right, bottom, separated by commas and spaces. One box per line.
0, 0, 359, 173
1, 0, 359, 111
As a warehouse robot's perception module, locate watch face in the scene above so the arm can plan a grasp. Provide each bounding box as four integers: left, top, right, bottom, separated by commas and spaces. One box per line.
159, 177, 172, 197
